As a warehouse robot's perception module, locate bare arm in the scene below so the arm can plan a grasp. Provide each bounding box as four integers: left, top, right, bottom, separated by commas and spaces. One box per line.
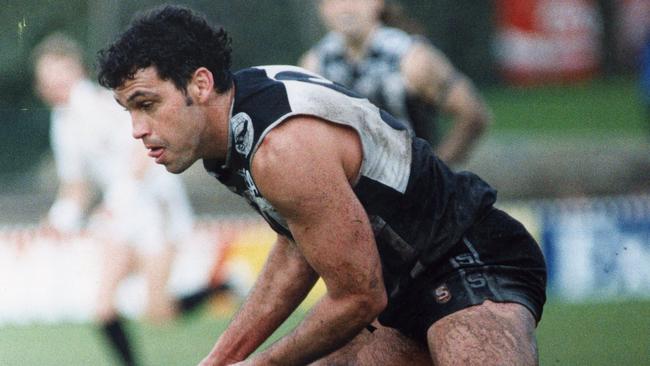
200, 234, 319, 365
47, 116, 93, 233
243, 116, 387, 365
402, 42, 491, 165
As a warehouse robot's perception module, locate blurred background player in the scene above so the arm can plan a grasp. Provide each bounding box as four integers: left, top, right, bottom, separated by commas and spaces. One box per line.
300, 0, 491, 166
32, 33, 228, 366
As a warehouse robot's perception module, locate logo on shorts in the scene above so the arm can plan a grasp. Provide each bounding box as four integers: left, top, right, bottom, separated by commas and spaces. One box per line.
434, 284, 452, 304
231, 112, 254, 157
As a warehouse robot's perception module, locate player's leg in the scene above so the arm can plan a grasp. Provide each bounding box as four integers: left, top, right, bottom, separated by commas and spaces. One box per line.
146, 174, 230, 315
427, 300, 538, 366
419, 208, 546, 365
173, 233, 237, 315
141, 232, 225, 317
96, 240, 135, 321
95, 240, 139, 366
362, 207, 545, 366
159, 186, 239, 316
310, 320, 432, 366
140, 245, 177, 323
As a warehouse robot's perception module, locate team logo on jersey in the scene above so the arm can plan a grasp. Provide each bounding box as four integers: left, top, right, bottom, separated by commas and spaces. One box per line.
434, 284, 452, 304
231, 112, 254, 157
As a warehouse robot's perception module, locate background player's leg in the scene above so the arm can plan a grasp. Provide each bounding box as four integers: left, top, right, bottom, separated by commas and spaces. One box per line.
427, 300, 538, 366
100, 317, 138, 366
96, 241, 139, 366
310, 320, 432, 366
175, 237, 239, 315
140, 245, 177, 323
176, 282, 233, 314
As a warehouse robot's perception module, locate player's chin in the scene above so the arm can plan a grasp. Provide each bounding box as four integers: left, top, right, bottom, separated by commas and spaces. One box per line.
163, 163, 185, 174
163, 157, 194, 174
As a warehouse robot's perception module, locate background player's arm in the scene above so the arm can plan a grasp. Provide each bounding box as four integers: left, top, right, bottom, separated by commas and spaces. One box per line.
46, 117, 92, 233
243, 116, 386, 365
402, 42, 491, 165
200, 233, 319, 365
46, 180, 92, 233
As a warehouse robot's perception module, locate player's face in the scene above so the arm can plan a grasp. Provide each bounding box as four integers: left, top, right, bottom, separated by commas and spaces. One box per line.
34, 54, 83, 107
114, 67, 206, 174
319, 0, 383, 40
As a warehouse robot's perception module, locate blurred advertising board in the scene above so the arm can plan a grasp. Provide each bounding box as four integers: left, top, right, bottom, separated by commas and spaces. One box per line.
494, 0, 602, 85
540, 196, 650, 301
2, 196, 650, 325
503, 195, 650, 302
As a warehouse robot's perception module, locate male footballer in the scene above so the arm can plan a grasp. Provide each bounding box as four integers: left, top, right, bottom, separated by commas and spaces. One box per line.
98, 5, 546, 365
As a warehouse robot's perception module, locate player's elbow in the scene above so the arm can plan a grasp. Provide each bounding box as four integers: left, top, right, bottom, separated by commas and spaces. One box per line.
351, 289, 387, 324
463, 102, 491, 138
371, 290, 388, 318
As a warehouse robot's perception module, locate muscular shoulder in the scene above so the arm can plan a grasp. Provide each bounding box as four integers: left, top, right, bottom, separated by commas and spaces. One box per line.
401, 41, 457, 103
250, 116, 362, 214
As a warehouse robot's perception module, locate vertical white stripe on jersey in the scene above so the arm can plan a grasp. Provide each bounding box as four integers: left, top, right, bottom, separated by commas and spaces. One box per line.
281, 79, 412, 193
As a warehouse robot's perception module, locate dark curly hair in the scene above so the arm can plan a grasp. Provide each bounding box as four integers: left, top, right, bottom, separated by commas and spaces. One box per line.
97, 5, 232, 93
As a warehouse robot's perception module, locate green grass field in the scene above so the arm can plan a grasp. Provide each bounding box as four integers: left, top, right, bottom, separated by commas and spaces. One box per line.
1, 300, 648, 365
483, 77, 645, 137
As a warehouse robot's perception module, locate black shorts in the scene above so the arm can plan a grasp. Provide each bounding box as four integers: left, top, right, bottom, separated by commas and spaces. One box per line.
377, 208, 547, 343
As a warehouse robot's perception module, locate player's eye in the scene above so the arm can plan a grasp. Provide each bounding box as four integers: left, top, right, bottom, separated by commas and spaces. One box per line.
138, 101, 154, 111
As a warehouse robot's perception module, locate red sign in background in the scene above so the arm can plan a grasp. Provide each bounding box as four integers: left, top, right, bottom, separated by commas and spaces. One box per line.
495, 0, 602, 85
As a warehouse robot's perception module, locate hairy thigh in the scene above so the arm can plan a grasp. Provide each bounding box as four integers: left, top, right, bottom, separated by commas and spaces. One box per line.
311, 321, 432, 366
427, 300, 538, 366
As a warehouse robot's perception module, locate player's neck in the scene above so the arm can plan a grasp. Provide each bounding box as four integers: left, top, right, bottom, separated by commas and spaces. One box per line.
345, 23, 380, 62
202, 84, 235, 162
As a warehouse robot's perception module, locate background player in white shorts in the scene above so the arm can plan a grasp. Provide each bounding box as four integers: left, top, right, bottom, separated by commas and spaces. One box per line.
32, 32, 205, 366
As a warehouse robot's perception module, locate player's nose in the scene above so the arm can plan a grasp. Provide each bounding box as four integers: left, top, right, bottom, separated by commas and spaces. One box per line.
131, 114, 151, 139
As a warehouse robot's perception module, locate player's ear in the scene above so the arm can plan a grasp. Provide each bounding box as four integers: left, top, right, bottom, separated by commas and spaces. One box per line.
188, 67, 214, 103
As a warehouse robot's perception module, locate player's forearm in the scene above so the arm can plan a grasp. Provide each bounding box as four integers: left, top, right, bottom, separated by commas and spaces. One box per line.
250, 290, 385, 365
203, 237, 318, 365
436, 106, 490, 165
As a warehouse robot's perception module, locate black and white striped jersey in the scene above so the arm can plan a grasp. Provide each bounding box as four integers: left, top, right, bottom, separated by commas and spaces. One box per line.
203, 65, 496, 279
309, 26, 439, 142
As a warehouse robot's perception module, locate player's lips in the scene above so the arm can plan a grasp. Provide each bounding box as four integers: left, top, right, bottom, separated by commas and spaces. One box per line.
146, 145, 166, 163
